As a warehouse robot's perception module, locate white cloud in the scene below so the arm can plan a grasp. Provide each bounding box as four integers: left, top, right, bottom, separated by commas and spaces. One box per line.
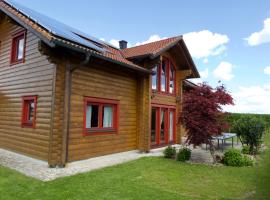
203, 58, 209, 64
188, 68, 209, 84
99, 38, 105, 42
109, 39, 120, 48
224, 84, 270, 114
213, 61, 234, 81
264, 66, 270, 75
245, 18, 270, 46
200, 68, 209, 79
183, 30, 229, 59
134, 35, 167, 46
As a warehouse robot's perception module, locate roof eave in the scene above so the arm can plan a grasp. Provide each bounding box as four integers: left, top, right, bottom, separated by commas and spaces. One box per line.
51, 40, 152, 74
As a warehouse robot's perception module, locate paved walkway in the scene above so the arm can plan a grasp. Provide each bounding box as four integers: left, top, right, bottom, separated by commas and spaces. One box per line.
0, 138, 242, 181
0, 146, 176, 181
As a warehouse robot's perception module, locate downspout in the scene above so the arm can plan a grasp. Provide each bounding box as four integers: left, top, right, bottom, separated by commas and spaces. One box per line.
61, 53, 91, 167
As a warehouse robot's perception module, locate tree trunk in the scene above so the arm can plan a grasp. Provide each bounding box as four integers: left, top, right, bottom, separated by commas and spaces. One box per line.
209, 141, 217, 164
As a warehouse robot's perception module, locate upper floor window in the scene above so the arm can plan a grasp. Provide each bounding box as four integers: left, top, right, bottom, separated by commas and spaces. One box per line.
151, 65, 158, 90
11, 30, 26, 65
161, 60, 167, 92
84, 97, 119, 135
169, 63, 175, 93
151, 57, 176, 94
21, 96, 37, 128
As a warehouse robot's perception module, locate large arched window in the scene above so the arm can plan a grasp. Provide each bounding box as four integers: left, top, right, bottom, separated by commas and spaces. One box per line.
151, 57, 176, 94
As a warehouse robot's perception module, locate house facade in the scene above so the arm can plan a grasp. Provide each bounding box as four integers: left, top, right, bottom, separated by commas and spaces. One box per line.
0, 0, 199, 167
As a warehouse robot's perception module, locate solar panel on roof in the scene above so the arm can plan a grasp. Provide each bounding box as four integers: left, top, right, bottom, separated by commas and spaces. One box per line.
4, 0, 107, 53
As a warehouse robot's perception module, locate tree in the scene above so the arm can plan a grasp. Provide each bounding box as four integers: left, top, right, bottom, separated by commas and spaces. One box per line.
179, 83, 234, 162
232, 116, 266, 154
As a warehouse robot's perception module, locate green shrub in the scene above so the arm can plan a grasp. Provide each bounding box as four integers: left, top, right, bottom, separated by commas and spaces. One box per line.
163, 146, 176, 159
232, 116, 266, 154
242, 146, 250, 154
242, 155, 254, 166
223, 149, 253, 167
177, 147, 191, 162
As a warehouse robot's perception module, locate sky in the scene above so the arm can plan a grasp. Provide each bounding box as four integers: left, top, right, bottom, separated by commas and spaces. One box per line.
10, 0, 270, 114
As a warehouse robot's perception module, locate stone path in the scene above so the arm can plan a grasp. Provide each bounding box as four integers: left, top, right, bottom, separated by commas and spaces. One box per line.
0, 146, 175, 181
0, 138, 242, 181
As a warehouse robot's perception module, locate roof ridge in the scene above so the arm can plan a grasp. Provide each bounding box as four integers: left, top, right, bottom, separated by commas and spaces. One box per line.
122, 35, 182, 51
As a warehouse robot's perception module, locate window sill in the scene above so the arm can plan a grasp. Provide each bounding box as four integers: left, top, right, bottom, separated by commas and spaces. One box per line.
21, 122, 34, 128
152, 90, 176, 97
10, 59, 24, 66
83, 128, 117, 136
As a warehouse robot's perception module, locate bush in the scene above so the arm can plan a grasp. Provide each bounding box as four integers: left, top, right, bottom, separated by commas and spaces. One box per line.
223, 149, 253, 167
232, 116, 266, 154
163, 146, 176, 159
177, 147, 191, 162
242, 155, 254, 166
242, 146, 250, 154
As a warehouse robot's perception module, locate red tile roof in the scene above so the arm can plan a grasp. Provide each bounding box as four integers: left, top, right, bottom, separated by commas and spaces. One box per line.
0, 0, 150, 73
121, 36, 182, 59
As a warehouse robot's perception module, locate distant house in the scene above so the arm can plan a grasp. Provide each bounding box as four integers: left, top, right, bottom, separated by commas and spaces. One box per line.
0, 0, 199, 167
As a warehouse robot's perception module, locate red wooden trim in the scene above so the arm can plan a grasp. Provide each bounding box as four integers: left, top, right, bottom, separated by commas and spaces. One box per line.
21, 95, 37, 128
151, 104, 177, 147
10, 30, 27, 65
156, 107, 160, 145
151, 56, 176, 95
164, 108, 169, 144
151, 103, 176, 109
83, 97, 119, 136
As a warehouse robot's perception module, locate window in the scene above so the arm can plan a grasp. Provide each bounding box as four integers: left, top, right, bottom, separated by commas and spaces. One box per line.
160, 109, 166, 143
151, 105, 176, 146
151, 108, 157, 144
169, 63, 175, 93
151, 65, 158, 90
11, 30, 26, 65
21, 96, 37, 128
161, 60, 167, 92
84, 97, 119, 135
151, 57, 176, 94
169, 110, 175, 142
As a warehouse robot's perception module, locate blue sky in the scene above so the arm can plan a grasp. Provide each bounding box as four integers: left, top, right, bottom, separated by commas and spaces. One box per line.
12, 0, 270, 114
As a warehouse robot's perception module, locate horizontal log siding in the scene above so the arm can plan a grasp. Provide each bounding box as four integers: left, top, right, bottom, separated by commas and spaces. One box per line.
0, 20, 55, 160
151, 93, 177, 106
67, 63, 138, 161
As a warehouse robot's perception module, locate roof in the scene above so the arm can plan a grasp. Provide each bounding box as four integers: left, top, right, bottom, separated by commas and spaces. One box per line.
121, 36, 200, 78
183, 80, 198, 90
0, 0, 199, 77
122, 36, 182, 59
0, 0, 150, 73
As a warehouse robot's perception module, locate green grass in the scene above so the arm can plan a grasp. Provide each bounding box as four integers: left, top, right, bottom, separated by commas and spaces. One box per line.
1, 132, 270, 200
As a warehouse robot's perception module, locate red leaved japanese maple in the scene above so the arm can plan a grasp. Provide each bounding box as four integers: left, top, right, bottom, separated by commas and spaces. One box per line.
179, 83, 234, 161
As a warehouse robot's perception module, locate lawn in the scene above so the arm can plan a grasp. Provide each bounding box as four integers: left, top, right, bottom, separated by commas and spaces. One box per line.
1, 131, 270, 200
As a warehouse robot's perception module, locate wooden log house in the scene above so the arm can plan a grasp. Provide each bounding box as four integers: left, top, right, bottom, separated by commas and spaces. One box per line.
0, 0, 199, 167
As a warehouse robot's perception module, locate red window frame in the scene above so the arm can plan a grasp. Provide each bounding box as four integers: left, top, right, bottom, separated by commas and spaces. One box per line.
21, 96, 37, 128
151, 57, 176, 95
10, 30, 26, 65
151, 104, 176, 147
83, 97, 119, 136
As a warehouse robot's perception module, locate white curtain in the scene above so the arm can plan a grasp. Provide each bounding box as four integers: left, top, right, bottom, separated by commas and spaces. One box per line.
169, 112, 174, 141
18, 39, 25, 59
86, 105, 92, 128
103, 106, 113, 127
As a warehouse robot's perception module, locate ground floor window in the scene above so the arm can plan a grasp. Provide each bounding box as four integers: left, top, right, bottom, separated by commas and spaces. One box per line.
151, 105, 176, 146
84, 97, 119, 135
21, 96, 37, 128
